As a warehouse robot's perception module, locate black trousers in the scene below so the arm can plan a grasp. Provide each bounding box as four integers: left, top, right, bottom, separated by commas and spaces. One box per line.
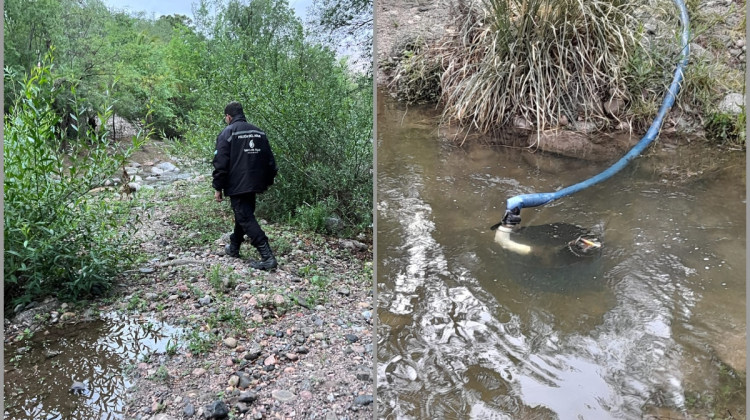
229, 193, 268, 247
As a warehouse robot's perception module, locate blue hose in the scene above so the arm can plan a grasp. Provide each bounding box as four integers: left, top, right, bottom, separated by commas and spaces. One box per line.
502, 0, 690, 224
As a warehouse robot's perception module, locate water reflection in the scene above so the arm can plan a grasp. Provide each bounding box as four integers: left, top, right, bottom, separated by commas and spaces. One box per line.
377, 92, 745, 418
5, 312, 181, 420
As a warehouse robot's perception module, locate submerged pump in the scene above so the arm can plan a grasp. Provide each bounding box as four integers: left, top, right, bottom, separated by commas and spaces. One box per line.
494, 0, 690, 229
494, 222, 602, 258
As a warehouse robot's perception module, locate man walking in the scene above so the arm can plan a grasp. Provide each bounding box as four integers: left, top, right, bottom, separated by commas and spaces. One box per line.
213, 101, 278, 270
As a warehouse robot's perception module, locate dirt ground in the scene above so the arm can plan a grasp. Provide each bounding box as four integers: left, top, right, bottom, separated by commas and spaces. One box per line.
375, 0, 452, 84
5, 150, 374, 420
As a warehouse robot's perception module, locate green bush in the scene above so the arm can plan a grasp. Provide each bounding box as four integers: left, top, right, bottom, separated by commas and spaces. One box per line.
3, 59, 145, 308
389, 37, 442, 104
172, 0, 373, 235
292, 198, 338, 233
705, 110, 746, 146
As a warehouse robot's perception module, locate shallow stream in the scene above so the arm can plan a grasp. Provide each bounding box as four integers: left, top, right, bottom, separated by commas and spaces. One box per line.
376, 92, 746, 418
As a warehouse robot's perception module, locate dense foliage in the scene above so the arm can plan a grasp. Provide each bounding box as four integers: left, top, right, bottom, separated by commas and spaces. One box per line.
4, 0, 373, 306
5, 0, 372, 228
176, 0, 373, 232
4, 58, 145, 306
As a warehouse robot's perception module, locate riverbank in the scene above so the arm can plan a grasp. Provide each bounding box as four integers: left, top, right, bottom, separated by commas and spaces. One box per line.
377, 0, 746, 151
4, 151, 374, 420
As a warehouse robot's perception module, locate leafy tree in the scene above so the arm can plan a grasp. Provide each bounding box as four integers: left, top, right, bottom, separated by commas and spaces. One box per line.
310, 0, 372, 72
3, 0, 64, 110
175, 0, 373, 231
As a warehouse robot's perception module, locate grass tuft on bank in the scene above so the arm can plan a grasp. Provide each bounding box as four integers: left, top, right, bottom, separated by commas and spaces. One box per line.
387, 0, 745, 147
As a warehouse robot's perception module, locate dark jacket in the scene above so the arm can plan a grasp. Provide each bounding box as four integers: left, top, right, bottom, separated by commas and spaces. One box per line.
212, 114, 278, 196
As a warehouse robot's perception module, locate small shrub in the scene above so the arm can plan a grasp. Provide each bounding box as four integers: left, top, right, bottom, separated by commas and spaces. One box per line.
293, 200, 336, 233
207, 264, 237, 293
390, 37, 442, 103
165, 339, 179, 356
271, 235, 294, 256
705, 110, 745, 146
127, 294, 147, 312
297, 263, 332, 305
149, 365, 170, 383
208, 304, 248, 334
186, 329, 214, 355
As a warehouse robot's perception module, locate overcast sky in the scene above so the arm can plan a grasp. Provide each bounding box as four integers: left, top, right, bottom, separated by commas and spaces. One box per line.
100, 0, 314, 20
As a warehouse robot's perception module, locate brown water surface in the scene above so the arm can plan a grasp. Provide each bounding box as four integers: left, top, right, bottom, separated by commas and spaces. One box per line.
376, 91, 746, 419
5, 312, 180, 420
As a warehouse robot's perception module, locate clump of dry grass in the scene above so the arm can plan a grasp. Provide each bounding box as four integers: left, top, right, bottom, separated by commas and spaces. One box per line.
388, 37, 444, 104
438, 0, 653, 133
388, 0, 744, 145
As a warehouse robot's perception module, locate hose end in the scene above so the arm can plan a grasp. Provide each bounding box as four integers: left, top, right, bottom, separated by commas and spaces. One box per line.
501, 208, 522, 226
490, 208, 521, 230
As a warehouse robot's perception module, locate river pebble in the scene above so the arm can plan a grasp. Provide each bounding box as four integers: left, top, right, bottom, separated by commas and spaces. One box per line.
238, 390, 258, 403
204, 400, 229, 419
183, 402, 195, 417
70, 381, 86, 394
272, 389, 296, 402
355, 366, 371, 381
238, 372, 252, 389
719, 93, 744, 115
156, 162, 179, 172
353, 395, 374, 406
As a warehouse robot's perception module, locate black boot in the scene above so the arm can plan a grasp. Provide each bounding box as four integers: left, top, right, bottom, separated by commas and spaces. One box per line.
249, 240, 277, 270
225, 242, 241, 258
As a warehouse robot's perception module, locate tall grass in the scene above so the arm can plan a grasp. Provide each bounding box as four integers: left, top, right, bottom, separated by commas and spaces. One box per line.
390, 0, 744, 146
437, 0, 650, 133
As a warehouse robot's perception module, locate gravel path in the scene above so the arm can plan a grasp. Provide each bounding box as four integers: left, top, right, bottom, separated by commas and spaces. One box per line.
116, 172, 375, 420
5, 157, 374, 420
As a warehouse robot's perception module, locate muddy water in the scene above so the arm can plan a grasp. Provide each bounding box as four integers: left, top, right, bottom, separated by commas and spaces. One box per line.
4, 312, 181, 419
376, 93, 746, 418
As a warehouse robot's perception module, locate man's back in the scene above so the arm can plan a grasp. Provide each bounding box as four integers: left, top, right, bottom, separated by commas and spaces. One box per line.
212, 115, 277, 196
